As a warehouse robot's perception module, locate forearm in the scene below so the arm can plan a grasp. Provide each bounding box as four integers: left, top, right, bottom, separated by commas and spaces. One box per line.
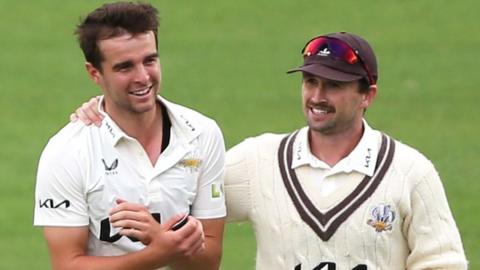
170, 236, 222, 270
52, 246, 169, 270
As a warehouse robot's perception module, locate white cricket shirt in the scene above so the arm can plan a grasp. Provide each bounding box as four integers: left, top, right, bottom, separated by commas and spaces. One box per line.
34, 96, 226, 256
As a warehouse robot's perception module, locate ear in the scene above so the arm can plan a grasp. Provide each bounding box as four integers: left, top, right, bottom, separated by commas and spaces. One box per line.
85, 62, 102, 85
361, 84, 377, 108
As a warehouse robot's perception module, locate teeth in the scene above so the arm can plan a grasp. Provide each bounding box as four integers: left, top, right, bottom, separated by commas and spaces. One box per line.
131, 87, 150, 96
312, 108, 328, 115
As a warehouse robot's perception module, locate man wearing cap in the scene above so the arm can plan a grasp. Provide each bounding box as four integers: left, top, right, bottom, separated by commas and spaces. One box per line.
225, 32, 467, 269
70, 32, 467, 269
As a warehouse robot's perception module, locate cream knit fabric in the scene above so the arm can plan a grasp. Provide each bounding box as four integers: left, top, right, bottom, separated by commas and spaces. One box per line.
225, 126, 467, 270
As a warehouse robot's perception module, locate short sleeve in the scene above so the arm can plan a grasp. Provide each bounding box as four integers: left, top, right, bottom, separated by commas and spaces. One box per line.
190, 120, 227, 219
34, 141, 89, 227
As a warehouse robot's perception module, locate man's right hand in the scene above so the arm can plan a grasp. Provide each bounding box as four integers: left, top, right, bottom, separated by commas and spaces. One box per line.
70, 96, 103, 126
109, 199, 206, 262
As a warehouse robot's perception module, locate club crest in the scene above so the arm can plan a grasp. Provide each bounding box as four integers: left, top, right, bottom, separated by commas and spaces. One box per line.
367, 203, 395, 233
179, 158, 202, 171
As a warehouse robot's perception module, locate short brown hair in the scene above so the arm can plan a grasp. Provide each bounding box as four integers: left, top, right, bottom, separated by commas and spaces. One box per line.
358, 78, 371, 93
75, 2, 159, 70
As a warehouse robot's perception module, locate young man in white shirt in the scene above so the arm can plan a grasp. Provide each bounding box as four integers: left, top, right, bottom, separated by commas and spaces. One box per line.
34, 2, 226, 270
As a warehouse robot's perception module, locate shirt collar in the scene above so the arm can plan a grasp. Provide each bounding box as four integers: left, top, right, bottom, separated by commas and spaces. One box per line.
98, 96, 124, 146
98, 95, 202, 147
158, 96, 202, 143
291, 120, 380, 177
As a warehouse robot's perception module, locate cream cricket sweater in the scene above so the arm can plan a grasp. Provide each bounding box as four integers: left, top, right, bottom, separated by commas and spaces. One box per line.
225, 125, 467, 270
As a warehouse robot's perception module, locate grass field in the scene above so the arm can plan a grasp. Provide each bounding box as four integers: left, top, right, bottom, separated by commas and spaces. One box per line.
1, 0, 478, 269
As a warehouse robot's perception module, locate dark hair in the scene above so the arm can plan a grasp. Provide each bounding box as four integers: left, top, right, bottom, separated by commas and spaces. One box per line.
358, 78, 371, 93
75, 2, 159, 70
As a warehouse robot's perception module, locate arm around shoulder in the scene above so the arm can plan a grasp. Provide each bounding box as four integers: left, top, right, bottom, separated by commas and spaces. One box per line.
224, 138, 257, 223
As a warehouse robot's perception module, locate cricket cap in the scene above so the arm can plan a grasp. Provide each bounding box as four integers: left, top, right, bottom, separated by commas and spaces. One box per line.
287, 32, 378, 85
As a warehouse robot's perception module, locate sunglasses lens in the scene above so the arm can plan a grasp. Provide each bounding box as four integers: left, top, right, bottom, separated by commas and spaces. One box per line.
303, 37, 328, 56
329, 40, 358, 64
303, 37, 358, 64
301, 36, 374, 85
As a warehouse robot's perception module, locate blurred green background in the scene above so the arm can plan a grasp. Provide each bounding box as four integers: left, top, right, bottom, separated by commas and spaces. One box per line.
0, 0, 478, 269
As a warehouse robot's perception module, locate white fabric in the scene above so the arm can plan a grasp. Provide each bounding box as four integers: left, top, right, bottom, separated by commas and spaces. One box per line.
225, 121, 467, 270
290, 121, 380, 197
34, 96, 226, 258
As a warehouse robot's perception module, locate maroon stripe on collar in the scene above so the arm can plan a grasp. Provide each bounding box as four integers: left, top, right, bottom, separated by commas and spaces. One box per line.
278, 132, 395, 241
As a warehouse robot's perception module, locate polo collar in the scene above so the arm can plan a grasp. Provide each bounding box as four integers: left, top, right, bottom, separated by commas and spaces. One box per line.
291, 120, 380, 177
158, 96, 202, 143
98, 95, 202, 147
98, 97, 124, 146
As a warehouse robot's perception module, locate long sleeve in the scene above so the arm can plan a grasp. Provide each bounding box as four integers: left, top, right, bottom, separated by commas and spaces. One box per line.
404, 164, 468, 269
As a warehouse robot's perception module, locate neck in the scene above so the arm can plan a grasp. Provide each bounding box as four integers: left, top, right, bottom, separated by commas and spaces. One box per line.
309, 120, 364, 167
106, 102, 164, 165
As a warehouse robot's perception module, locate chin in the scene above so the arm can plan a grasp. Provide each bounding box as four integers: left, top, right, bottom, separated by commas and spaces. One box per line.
132, 102, 156, 114
308, 121, 336, 135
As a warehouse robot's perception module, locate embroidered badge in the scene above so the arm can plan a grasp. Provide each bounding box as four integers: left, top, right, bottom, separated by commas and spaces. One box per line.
367, 204, 395, 232
179, 158, 202, 170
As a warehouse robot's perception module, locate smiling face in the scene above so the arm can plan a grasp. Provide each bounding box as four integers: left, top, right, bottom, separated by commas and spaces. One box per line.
301, 73, 376, 136
86, 31, 160, 119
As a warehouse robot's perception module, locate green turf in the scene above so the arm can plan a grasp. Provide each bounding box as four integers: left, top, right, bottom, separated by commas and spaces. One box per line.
1, 0, 478, 269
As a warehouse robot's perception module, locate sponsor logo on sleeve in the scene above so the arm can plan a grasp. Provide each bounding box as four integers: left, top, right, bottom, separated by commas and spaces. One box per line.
211, 183, 223, 199
39, 198, 71, 209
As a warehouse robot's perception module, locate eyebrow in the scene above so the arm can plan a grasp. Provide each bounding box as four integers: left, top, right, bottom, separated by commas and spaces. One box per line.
112, 61, 133, 71
112, 52, 159, 71
144, 52, 159, 60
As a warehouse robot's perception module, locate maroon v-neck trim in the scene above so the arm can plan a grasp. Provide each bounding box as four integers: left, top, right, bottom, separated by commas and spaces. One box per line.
278, 131, 395, 241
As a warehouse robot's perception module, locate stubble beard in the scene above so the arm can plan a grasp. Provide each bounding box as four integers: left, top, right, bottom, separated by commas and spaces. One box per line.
307, 118, 337, 135
128, 83, 159, 114
307, 112, 358, 137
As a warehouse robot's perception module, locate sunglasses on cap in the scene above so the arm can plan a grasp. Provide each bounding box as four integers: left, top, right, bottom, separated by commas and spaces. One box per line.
302, 36, 375, 86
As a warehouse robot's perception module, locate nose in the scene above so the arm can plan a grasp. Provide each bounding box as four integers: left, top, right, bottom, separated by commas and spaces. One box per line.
310, 85, 327, 102
134, 65, 150, 84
